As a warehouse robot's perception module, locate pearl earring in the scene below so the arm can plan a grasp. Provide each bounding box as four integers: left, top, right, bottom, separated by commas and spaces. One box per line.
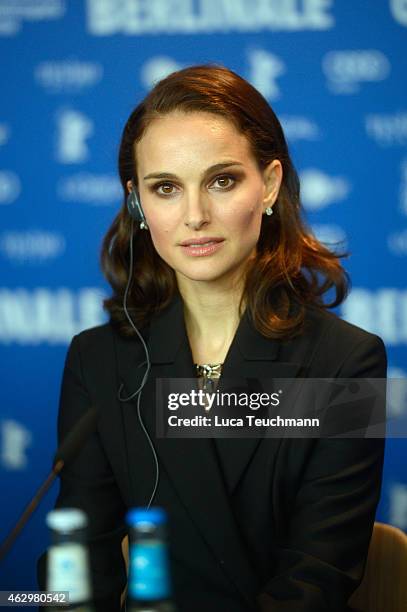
265, 206, 273, 216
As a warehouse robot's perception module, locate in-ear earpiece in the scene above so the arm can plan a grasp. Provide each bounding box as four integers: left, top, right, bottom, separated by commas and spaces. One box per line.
126, 180, 149, 230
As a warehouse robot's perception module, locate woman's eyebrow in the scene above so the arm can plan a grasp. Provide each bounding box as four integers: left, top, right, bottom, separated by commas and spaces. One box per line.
143, 161, 244, 181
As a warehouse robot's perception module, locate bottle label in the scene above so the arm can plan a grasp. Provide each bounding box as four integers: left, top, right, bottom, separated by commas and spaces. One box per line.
129, 541, 171, 601
47, 543, 91, 603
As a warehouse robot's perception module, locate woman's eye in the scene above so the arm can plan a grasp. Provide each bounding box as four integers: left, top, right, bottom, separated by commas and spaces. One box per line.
154, 182, 176, 196
211, 175, 235, 190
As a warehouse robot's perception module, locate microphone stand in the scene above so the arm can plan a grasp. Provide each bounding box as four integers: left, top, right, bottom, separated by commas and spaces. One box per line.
0, 405, 98, 563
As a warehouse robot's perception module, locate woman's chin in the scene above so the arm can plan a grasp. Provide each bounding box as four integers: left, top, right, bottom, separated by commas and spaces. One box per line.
176, 268, 229, 284
174, 262, 247, 287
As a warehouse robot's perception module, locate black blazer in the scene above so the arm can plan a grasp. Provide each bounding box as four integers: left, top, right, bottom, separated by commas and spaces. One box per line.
38, 295, 387, 612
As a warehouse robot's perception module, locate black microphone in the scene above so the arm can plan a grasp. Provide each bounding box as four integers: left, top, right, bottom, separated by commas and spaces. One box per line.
0, 405, 99, 562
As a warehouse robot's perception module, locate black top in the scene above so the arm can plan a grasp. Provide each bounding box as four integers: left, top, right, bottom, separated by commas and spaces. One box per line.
38, 294, 387, 612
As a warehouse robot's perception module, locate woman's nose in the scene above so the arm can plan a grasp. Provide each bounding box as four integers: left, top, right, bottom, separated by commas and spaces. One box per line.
183, 190, 210, 230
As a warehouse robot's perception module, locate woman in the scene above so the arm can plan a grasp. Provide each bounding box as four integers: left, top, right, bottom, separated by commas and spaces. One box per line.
39, 65, 386, 611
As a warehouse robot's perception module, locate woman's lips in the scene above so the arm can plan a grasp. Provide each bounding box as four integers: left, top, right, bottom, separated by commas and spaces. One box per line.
180, 239, 225, 257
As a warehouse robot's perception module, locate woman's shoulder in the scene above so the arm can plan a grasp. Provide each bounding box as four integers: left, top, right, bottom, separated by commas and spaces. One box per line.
71, 321, 115, 349
68, 318, 149, 360
67, 321, 135, 361
303, 304, 382, 347
286, 304, 387, 377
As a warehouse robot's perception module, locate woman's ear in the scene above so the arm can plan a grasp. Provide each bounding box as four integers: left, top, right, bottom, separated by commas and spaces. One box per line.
126, 179, 134, 195
262, 160, 283, 212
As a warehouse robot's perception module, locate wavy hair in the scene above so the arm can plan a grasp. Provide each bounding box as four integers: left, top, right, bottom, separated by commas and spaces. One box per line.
101, 64, 349, 338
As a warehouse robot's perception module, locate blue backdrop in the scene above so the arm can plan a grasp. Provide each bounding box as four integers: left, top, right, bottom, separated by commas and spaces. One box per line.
0, 0, 406, 592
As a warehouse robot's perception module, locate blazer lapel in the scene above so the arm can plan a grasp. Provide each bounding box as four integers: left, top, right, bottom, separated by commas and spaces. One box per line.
214, 311, 303, 495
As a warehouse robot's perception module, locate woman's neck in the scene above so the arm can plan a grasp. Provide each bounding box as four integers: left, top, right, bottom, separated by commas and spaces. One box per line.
176, 274, 245, 364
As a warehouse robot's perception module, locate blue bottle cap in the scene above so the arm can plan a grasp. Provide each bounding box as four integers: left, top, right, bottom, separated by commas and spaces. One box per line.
126, 507, 167, 526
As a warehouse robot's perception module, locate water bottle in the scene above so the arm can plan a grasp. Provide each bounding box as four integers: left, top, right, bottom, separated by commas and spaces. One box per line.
126, 507, 176, 612
46, 507, 93, 612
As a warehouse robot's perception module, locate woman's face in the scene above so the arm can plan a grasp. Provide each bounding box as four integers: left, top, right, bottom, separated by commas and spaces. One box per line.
131, 111, 282, 287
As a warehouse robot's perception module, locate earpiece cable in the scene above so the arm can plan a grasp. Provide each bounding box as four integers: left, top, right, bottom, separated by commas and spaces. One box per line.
118, 218, 160, 510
